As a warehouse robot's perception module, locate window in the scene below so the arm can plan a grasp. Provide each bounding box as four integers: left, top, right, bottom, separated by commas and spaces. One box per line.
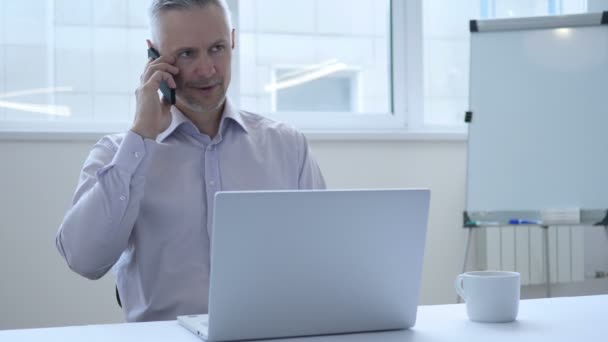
0, 0, 594, 135
236, 0, 392, 120
272, 67, 360, 112
0, 0, 399, 134
0, 0, 149, 133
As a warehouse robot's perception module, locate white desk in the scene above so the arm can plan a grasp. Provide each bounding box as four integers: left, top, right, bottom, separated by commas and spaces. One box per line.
1, 295, 606, 341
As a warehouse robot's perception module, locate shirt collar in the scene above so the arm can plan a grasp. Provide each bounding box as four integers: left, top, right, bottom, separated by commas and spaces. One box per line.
156, 98, 249, 143
221, 98, 249, 134
156, 106, 190, 143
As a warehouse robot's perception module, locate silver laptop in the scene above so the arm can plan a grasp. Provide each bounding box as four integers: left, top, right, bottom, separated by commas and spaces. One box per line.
178, 189, 430, 341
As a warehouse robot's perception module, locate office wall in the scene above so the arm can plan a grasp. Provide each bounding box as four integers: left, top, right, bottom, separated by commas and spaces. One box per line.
0, 137, 471, 329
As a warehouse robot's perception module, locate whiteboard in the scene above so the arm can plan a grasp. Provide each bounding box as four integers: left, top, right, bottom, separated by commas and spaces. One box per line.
466, 13, 608, 213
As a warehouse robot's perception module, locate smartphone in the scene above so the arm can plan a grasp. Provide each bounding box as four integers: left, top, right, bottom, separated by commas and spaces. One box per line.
147, 47, 176, 105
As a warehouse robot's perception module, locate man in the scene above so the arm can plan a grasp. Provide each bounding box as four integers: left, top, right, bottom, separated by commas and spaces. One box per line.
55, 0, 325, 322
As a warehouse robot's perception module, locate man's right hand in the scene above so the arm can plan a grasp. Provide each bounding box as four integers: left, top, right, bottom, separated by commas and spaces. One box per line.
131, 47, 179, 140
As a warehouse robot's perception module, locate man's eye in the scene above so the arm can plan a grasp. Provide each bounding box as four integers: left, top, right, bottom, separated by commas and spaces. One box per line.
179, 50, 194, 58
211, 45, 225, 53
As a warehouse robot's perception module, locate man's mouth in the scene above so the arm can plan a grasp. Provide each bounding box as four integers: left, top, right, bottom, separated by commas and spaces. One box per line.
193, 84, 219, 94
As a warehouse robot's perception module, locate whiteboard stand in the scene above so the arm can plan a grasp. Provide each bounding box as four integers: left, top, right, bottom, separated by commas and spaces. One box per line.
458, 222, 551, 303
459, 210, 608, 303
541, 225, 551, 298
457, 225, 474, 304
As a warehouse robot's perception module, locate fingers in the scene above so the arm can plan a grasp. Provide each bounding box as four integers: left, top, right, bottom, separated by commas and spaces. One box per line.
148, 54, 177, 69
142, 57, 179, 84
145, 70, 177, 90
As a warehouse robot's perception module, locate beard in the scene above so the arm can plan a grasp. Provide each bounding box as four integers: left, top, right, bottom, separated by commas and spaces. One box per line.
179, 78, 227, 114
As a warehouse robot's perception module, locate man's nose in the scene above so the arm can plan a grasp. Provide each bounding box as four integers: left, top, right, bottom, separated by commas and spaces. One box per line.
195, 55, 216, 78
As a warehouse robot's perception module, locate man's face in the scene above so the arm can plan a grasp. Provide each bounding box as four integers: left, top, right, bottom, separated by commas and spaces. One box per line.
154, 5, 234, 115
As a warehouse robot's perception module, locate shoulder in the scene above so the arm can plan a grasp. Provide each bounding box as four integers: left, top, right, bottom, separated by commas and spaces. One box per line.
94, 133, 128, 153
238, 110, 306, 144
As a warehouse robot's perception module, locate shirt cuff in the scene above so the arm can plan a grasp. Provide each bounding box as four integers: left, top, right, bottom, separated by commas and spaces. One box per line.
110, 130, 158, 176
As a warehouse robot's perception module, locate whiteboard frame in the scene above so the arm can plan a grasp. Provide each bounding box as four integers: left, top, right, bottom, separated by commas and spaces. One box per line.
471, 12, 606, 32
464, 12, 608, 227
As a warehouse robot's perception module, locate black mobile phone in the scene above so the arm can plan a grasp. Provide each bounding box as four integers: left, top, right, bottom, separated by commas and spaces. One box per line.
147, 47, 176, 105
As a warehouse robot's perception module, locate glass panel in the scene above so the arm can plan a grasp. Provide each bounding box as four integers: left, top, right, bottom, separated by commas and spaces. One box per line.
0, 0, 150, 126
237, 0, 392, 115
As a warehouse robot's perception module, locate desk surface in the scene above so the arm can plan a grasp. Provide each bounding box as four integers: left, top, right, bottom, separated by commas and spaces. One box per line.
1, 295, 606, 342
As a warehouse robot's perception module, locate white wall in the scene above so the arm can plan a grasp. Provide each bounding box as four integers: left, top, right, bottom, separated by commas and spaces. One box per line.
0, 137, 470, 330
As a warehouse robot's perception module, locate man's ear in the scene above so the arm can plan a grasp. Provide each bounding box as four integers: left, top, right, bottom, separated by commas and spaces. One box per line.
231, 28, 236, 49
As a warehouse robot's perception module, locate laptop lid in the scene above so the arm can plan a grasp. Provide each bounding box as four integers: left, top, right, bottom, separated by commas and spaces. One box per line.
206, 189, 430, 341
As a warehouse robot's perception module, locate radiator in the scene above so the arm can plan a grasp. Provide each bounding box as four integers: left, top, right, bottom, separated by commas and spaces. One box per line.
482, 226, 585, 285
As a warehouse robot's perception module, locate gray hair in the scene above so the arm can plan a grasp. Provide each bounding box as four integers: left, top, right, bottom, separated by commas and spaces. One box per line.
148, 0, 233, 39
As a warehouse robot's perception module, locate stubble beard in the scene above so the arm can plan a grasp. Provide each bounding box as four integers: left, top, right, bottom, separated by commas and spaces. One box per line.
181, 83, 227, 115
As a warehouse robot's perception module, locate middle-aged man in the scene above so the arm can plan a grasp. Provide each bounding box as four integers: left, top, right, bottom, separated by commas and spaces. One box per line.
56, 0, 326, 322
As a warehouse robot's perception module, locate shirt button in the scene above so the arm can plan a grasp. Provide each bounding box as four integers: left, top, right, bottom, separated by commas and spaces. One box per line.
209, 180, 215, 186
119, 195, 126, 201
134, 152, 141, 158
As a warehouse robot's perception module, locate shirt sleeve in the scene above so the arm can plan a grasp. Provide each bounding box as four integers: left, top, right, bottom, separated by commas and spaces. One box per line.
55, 130, 157, 280
296, 132, 326, 190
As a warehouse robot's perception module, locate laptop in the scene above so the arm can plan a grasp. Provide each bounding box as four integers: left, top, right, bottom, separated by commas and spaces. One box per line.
178, 189, 430, 341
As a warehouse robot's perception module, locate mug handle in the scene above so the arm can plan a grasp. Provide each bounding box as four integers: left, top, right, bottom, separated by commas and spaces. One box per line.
454, 274, 467, 301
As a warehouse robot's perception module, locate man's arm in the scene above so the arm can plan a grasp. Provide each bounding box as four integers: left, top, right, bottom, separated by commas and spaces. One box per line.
296, 132, 326, 190
56, 41, 179, 280
55, 131, 156, 280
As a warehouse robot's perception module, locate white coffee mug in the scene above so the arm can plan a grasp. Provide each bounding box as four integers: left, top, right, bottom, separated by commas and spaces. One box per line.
454, 271, 520, 323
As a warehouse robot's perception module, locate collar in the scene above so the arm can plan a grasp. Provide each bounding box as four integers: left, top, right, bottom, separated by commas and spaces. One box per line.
221, 98, 249, 134
156, 98, 249, 143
